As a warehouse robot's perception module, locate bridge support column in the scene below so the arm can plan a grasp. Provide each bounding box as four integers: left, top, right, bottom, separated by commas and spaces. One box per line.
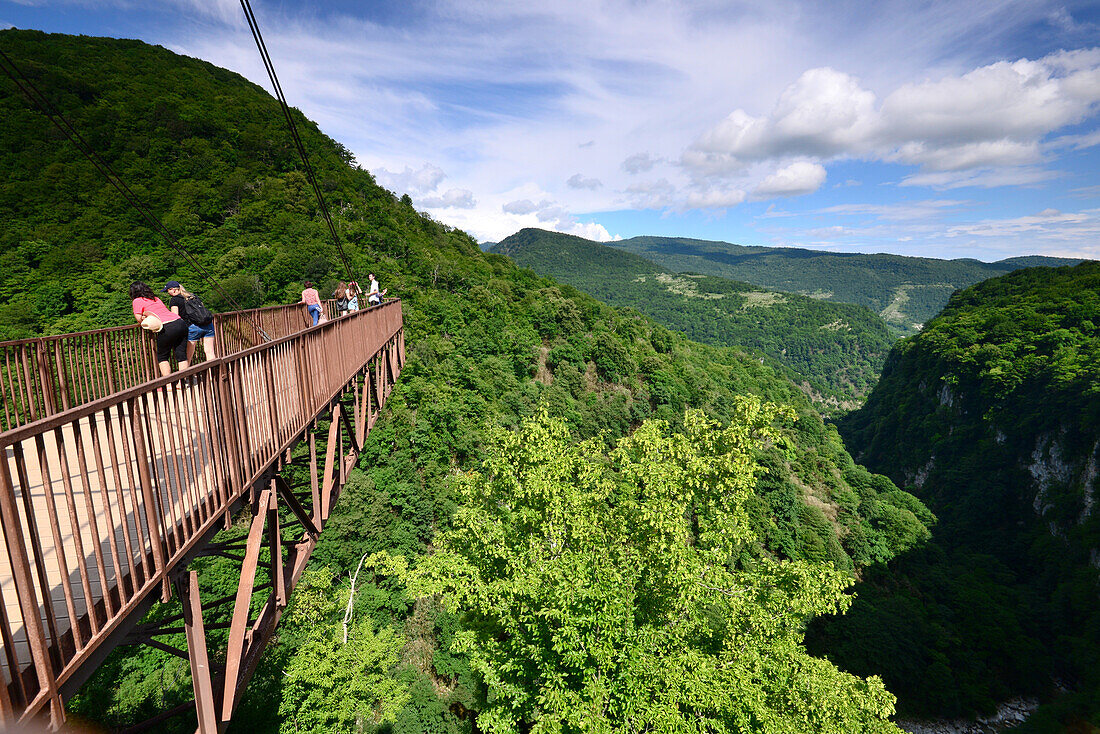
177, 571, 218, 734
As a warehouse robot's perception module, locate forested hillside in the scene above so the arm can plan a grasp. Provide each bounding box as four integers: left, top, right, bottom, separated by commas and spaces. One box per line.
495, 228, 895, 408
1, 30, 932, 733
810, 263, 1100, 731
596, 232, 1080, 334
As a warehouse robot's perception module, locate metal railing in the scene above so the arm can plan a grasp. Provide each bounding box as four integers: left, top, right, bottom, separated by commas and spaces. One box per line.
0, 299, 404, 728
0, 300, 346, 433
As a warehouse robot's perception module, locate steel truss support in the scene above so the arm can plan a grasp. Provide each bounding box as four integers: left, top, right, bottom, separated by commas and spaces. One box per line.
114, 335, 403, 734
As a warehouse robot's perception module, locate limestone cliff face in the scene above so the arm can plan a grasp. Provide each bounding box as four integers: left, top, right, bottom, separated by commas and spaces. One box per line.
1027, 433, 1099, 559
825, 264, 1099, 724
841, 264, 1099, 555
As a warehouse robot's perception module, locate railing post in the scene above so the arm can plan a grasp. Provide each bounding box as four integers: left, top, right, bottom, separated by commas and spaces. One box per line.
0, 458, 65, 728
103, 331, 118, 395
34, 339, 57, 417
129, 396, 170, 602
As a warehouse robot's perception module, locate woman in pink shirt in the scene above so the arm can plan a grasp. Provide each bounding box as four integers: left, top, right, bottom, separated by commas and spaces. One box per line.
301, 280, 322, 326
131, 281, 188, 376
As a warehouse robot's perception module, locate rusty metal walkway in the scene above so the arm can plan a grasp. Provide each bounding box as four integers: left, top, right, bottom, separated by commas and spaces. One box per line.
0, 299, 405, 731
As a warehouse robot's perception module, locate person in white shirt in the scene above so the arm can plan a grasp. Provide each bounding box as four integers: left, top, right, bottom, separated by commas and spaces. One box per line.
367, 273, 387, 306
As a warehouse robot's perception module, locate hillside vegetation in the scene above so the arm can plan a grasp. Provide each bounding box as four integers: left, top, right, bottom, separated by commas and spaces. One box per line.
495, 228, 896, 408
811, 263, 1100, 730
600, 233, 1079, 334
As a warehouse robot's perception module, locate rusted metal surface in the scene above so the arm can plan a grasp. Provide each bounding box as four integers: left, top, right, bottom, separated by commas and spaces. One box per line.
0, 300, 404, 730
1, 300, 344, 433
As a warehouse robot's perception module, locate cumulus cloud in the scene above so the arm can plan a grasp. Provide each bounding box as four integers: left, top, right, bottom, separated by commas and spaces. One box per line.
502, 199, 539, 215
753, 161, 827, 198
685, 49, 1100, 182
374, 164, 447, 196
686, 68, 878, 174
570, 221, 620, 242
419, 188, 477, 209
622, 152, 659, 174
567, 174, 602, 190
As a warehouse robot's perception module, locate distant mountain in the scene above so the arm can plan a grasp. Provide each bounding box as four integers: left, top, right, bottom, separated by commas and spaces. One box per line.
811, 262, 1100, 726
494, 228, 896, 408
599, 233, 1082, 334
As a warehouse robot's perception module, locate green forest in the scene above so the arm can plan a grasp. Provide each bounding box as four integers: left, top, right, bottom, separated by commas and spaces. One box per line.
811, 263, 1100, 730
600, 233, 1079, 334
494, 228, 896, 408
1, 30, 935, 733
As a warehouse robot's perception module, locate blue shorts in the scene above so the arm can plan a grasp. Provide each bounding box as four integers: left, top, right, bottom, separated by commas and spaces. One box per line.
188, 321, 215, 340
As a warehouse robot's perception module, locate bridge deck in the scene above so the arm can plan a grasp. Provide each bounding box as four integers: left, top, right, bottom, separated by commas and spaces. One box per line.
0, 300, 405, 728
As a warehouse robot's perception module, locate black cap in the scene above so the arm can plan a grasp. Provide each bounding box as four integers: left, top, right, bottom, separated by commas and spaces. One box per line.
162, 281, 181, 292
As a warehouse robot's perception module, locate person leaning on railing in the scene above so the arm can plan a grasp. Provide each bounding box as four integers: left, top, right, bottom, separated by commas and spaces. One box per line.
130, 281, 188, 376
301, 280, 323, 326
164, 280, 217, 362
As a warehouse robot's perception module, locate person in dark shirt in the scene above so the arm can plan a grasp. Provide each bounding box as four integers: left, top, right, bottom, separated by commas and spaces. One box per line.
164, 281, 217, 362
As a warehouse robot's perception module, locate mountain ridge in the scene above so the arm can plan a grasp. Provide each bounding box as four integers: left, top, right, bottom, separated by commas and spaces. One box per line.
583, 231, 1083, 333
494, 227, 896, 408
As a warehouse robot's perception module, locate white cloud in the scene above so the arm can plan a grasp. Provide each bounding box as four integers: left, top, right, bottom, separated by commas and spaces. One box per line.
1047, 128, 1100, 150
622, 152, 659, 174
419, 188, 476, 209
569, 221, 619, 242
945, 207, 1100, 241
753, 161, 827, 198
623, 178, 677, 209
818, 199, 971, 220
683, 188, 747, 210
900, 167, 1060, 189
567, 174, 602, 190
502, 199, 539, 215
686, 68, 878, 173
685, 48, 1100, 186
374, 164, 447, 196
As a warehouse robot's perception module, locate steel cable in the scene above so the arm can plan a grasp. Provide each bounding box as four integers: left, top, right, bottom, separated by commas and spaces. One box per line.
238, 0, 357, 282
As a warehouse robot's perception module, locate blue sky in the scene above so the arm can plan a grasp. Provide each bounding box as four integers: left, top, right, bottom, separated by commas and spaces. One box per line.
3, 0, 1100, 260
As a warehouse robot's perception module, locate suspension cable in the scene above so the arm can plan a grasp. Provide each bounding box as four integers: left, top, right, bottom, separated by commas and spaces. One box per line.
0, 47, 274, 343
238, 0, 357, 282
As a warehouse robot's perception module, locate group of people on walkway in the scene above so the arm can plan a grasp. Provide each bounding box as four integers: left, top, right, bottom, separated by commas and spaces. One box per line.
301, 273, 387, 326
129, 280, 217, 377
131, 273, 390, 375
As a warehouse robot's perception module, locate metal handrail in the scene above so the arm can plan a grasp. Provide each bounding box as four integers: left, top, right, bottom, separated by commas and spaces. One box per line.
0, 299, 349, 433
0, 299, 404, 726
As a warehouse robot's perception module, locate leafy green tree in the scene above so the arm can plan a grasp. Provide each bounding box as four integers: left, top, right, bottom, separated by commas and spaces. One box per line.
277, 572, 409, 733
410, 403, 899, 733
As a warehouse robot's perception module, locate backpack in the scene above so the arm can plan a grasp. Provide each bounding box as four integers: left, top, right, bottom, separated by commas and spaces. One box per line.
184, 295, 214, 326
